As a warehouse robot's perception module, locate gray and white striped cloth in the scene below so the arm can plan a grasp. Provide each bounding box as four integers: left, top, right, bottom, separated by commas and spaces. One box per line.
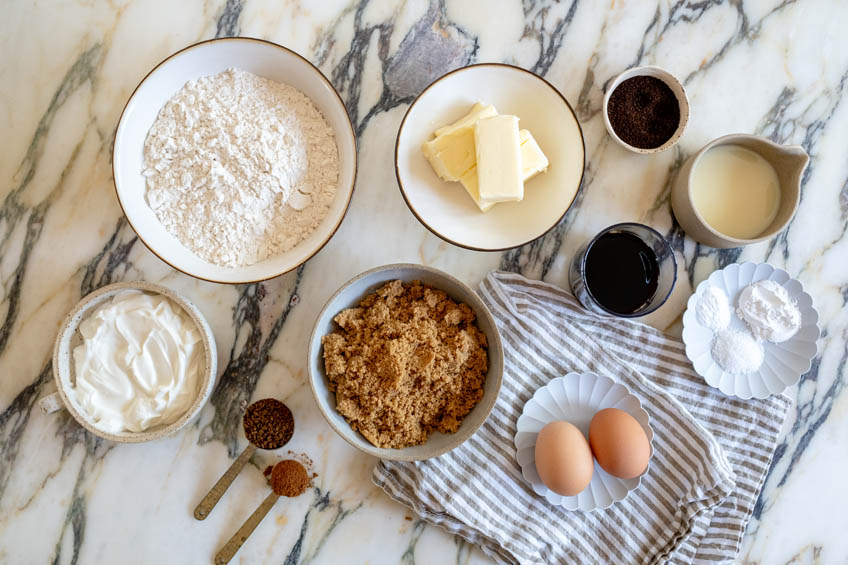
374, 272, 790, 564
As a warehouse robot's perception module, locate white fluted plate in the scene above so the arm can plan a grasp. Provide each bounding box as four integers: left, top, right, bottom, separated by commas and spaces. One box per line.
514, 372, 653, 511
682, 262, 820, 399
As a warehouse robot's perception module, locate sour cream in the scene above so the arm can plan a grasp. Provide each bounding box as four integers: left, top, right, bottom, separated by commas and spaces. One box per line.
72, 290, 203, 433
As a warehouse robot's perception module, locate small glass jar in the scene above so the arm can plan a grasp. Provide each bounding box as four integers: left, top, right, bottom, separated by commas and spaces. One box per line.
568, 222, 677, 317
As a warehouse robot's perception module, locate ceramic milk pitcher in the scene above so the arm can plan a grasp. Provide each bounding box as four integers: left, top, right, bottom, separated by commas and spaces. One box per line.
671, 134, 809, 248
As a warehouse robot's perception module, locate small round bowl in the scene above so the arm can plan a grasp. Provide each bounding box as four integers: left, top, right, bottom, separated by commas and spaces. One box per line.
514, 372, 653, 511
49, 282, 218, 443
602, 65, 689, 154
113, 37, 357, 284
395, 63, 585, 251
307, 264, 504, 461
682, 262, 819, 399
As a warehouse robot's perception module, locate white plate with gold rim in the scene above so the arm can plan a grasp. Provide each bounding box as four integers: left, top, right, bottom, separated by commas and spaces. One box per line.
395, 63, 585, 251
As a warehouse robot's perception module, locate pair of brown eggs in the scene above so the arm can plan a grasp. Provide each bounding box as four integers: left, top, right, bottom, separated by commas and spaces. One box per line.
534, 408, 651, 497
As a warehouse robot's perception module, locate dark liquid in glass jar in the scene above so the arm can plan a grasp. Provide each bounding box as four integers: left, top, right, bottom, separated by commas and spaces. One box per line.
584, 232, 660, 314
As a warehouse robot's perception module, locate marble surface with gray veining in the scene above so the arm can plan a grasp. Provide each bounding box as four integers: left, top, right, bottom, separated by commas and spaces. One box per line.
1, 1, 847, 563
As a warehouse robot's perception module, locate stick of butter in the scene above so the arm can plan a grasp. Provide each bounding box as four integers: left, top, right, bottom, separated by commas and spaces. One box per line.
460, 130, 549, 212
434, 102, 497, 137
474, 115, 523, 204
518, 129, 549, 180
421, 103, 497, 181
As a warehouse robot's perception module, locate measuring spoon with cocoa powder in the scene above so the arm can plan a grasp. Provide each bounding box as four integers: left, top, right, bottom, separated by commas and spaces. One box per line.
194, 398, 294, 520
215, 459, 311, 564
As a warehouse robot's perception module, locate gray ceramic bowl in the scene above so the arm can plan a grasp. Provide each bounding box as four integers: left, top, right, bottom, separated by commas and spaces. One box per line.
46, 281, 217, 443
307, 264, 504, 461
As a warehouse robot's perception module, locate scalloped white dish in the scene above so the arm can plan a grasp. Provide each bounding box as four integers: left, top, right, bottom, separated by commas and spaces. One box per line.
514, 372, 653, 512
682, 262, 819, 399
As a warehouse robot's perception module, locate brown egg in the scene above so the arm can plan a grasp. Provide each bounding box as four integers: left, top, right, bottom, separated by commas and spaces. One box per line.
588, 408, 651, 479
534, 421, 594, 496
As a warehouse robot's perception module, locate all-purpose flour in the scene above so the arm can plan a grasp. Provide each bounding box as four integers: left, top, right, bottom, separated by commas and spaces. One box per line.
143, 68, 339, 267
736, 280, 801, 343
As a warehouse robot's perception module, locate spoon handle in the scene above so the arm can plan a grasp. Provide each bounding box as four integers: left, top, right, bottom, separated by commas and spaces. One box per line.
194, 444, 257, 520
215, 491, 280, 565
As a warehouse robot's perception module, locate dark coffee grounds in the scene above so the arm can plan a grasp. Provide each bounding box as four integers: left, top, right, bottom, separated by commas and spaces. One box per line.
243, 398, 294, 449
607, 75, 680, 149
270, 459, 310, 497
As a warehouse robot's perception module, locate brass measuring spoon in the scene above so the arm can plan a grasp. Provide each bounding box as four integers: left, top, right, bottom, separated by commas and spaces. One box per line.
215, 460, 310, 565
194, 399, 293, 520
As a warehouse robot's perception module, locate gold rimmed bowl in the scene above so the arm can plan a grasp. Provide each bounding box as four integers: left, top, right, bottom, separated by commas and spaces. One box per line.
113, 38, 357, 283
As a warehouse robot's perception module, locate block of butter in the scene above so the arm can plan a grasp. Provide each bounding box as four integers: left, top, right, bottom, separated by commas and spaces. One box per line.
421, 103, 497, 181
474, 115, 523, 204
420, 101, 550, 213
460, 129, 549, 211
518, 129, 550, 180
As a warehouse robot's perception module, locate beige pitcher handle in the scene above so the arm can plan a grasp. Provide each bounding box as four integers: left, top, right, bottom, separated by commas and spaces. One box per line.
38, 391, 65, 414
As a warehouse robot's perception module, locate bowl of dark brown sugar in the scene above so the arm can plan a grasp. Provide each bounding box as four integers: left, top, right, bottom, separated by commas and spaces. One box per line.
603, 66, 689, 154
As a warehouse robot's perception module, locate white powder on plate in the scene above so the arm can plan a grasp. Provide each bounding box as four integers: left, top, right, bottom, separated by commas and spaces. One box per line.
695, 285, 731, 331
711, 329, 764, 374
736, 280, 801, 343
143, 68, 339, 267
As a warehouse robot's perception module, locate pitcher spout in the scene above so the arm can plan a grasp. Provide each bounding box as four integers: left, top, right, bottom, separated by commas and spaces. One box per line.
782, 145, 810, 174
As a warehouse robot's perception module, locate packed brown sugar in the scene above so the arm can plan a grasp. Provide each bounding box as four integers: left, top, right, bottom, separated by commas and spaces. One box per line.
321, 280, 488, 449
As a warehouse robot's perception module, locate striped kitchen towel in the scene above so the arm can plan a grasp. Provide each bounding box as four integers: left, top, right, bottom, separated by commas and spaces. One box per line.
374, 271, 791, 564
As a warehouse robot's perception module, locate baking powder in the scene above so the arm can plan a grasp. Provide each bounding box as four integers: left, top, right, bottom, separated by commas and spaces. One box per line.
695, 285, 731, 331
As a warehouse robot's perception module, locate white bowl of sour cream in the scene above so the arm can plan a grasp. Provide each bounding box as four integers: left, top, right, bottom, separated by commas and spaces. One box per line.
42, 282, 217, 443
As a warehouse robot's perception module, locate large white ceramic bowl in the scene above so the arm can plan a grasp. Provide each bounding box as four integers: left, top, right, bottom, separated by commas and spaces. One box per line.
514, 372, 653, 511
113, 38, 357, 283
308, 264, 504, 461
682, 262, 820, 399
395, 64, 585, 251
48, 282, 217, 443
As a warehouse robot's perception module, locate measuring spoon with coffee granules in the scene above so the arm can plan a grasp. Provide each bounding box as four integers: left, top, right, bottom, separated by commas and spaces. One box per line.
194, 398, 294, 520
215, 459, 311, 564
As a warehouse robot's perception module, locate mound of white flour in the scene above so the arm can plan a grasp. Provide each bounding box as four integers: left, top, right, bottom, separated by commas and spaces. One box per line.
143, 68, 339, 267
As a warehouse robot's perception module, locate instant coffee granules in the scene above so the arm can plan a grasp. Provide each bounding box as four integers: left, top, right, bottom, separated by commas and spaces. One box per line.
607, 75, 680, 149
270, 459, 310, 497
243, 398, 294, 449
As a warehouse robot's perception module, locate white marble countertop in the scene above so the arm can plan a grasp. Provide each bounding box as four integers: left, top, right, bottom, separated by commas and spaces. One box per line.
1, 1, 846, 563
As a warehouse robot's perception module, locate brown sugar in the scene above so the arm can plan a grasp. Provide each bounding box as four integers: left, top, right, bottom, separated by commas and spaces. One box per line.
321, 280, 488, 449
270, 459, 310, 497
